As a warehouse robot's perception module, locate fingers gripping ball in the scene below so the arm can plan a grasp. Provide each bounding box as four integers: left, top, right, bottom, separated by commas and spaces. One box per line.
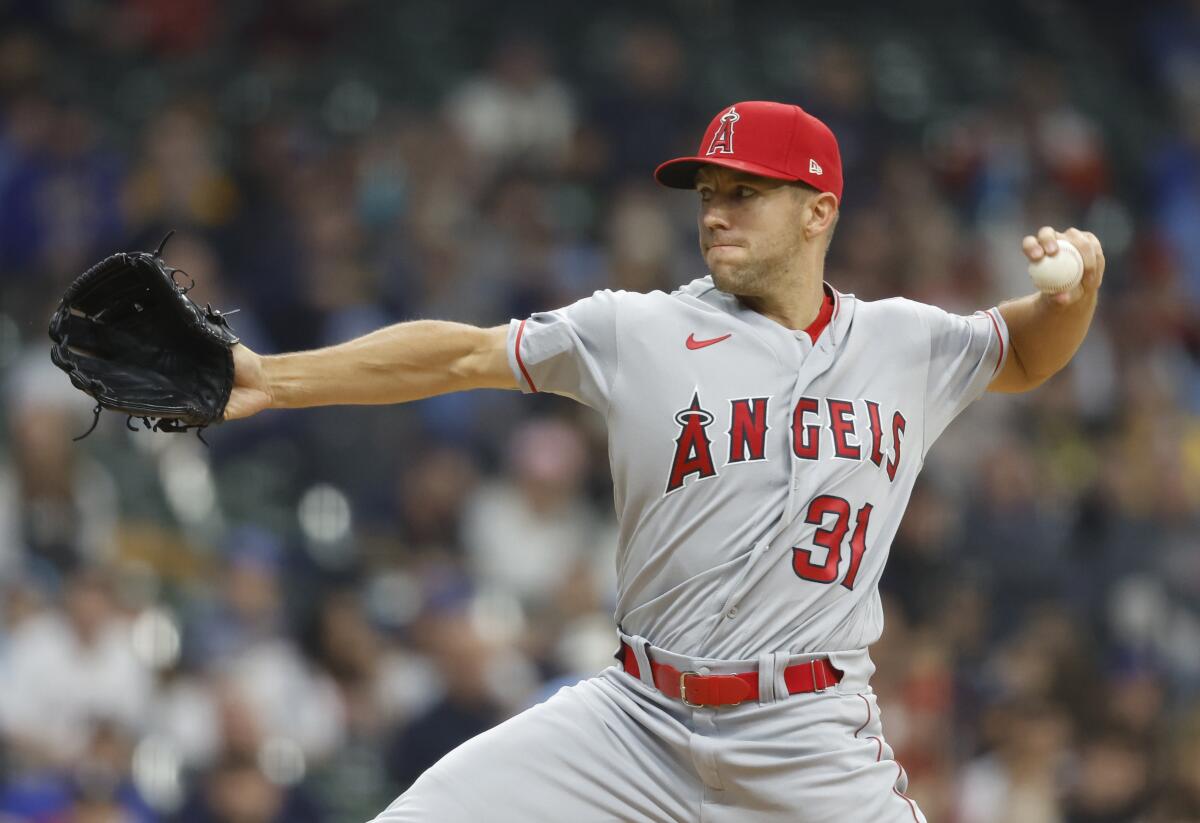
47, 232, 240, 442
1028, 239, 1083, 294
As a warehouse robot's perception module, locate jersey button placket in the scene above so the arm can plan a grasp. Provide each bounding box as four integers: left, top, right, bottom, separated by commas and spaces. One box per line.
726, 607, 738, 618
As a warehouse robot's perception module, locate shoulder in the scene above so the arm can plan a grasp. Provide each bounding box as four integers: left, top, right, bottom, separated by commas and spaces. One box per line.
851, 297, 1003, 358
670, 275, 720, 301
585, 276, 725, 315
836, 295, 945, 353
668, 275, 746, 319
852, 295, 976, 328
845, 294, 933, 327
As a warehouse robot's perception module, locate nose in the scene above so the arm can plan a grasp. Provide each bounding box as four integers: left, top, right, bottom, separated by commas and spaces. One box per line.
701, 202, 731, 232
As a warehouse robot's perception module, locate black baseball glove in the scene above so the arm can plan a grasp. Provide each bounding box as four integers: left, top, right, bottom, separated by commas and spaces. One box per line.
48, 232, 240, 442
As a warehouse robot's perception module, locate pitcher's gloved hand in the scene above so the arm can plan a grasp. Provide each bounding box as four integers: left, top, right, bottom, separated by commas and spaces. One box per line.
48, 231, 240, 442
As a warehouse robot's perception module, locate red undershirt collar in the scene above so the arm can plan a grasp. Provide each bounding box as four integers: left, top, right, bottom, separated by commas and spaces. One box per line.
802, 287, 836, 343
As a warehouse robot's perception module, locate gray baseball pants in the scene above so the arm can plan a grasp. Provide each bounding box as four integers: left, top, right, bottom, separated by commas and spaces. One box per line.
372, 640, 926, 822
369, 643, 921, 820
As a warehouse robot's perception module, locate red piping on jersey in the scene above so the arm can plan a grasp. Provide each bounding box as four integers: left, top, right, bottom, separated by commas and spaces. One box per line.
894, 764, 920, 822
854, 694, 872, 737
984, 308, 1004, 377
515, 319, 537, 392
857, 694, 919, 822
803, 289, 836, 342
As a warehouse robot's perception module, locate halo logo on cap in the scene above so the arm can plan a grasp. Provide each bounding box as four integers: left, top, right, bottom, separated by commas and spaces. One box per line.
655, 100, 844, 202
705, 106, 740, 156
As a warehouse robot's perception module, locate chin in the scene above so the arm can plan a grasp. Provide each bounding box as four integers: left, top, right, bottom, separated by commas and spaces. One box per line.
710, 267, 754, 297
709, 269, 736, 293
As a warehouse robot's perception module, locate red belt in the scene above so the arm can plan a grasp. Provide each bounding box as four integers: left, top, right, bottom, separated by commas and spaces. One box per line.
619, 641, 843, 708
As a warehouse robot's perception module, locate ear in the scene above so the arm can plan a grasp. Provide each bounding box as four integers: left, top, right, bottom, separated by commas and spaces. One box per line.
804, 193, 839, 240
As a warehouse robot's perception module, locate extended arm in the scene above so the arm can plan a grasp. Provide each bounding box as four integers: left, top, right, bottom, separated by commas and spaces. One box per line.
224, 321, 516, 420
988, 227, 1105, 393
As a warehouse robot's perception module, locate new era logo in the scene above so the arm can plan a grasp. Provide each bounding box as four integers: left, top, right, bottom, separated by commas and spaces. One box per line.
809, 159, 824, 175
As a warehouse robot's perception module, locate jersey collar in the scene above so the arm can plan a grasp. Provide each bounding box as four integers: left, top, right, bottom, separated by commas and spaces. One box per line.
681, 276, 855, 348
676, 275, 854, 359
801, 285, 836, 343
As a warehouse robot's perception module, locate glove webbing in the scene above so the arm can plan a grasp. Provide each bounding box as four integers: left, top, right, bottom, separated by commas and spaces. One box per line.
73, 405, 214, 444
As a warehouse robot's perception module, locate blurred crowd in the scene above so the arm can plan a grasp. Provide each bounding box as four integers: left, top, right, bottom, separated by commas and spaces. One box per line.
1, 1, 1199, 821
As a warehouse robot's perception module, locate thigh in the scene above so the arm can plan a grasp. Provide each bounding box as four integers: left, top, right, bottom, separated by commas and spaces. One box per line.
707, 689, 927, 823
371, 670, 702, 823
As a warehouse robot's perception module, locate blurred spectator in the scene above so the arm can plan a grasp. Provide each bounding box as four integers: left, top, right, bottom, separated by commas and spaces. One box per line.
444, 33, 577, 179
175, 752, 322, 823
1144, 0, 1200, 306
385, 609, 508, 791
0, 95, 123, 280
589, 22, 697, 183
302, 589, 438, 821
962, 439, 1070, 631
0, 569, 152, 765
188, 529, 345, 764
1013, 58, 1111, 205
145, 663, 222, 770
1146, 705, 1200, 821
122, 102, 238, 235
604, 182, 681, 294
193, 529, 288, 662
956, 699, 1072, 823
880, 479, 960, 628
0, 722, 155, 823
1063, 730, 1152, 823
392, 446, 480, 556
117, 0, 222, 57
1, 349, 120, 579
221, 636, 343, 762
461, 417, 610, 625
798, 39, 888, 206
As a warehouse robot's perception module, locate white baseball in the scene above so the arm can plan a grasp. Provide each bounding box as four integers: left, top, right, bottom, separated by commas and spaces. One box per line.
1028, 239, 1083, 294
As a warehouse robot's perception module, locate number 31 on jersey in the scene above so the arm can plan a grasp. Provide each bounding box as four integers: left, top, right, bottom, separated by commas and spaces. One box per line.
792, 496, 873, 590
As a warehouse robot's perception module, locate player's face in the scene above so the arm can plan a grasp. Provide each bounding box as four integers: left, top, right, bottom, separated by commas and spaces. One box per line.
695, 167, 813, 298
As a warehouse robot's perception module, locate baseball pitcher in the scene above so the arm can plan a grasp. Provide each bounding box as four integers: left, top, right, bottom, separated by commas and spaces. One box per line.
225, 101, 1105, 822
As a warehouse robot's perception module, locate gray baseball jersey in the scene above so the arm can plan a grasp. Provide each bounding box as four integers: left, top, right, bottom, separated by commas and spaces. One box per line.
374, 276, 1007, 823
506, 276, 1007, 659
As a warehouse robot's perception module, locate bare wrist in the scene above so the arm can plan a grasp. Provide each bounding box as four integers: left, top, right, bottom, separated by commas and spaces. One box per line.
260, 354, 286, 409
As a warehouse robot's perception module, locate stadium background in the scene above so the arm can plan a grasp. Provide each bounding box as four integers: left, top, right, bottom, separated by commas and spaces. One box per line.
1, 0, 1199, 820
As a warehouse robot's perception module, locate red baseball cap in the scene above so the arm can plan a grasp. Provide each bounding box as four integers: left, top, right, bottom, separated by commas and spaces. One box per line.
654, 101, 843, 202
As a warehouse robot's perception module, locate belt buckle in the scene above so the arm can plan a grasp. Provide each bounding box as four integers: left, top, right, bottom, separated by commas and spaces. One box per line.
679, 670, 749, 708
679, 671, 702, 708
811, 659, 828, 692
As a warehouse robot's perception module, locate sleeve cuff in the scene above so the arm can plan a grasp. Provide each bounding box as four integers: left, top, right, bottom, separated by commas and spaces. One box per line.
982, 307, 1009, 378
506, 318, 538, 393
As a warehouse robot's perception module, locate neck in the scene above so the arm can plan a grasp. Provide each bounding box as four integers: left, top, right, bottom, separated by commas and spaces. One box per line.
739, 268, 826, 331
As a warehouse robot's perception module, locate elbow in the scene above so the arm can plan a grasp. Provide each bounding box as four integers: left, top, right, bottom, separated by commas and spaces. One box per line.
1016, 374, 1053, 393
453, 325, 515, 390
1019, 349, 1070, 390
1012, 360, 1064, 392
989, 346, 1059, 393
1024, 368, 1057, 389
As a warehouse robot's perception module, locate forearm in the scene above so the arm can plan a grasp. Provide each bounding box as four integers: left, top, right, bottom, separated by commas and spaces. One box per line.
263, 321, 514, 409
998, 290, 1098, 386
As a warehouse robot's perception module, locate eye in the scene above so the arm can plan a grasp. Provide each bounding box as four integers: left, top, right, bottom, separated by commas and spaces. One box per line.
737, 186, 756, 198
698, 189, 713, 202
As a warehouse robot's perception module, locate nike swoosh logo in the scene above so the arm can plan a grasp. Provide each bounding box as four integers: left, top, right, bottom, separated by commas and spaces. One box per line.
686, 333, 732, 350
